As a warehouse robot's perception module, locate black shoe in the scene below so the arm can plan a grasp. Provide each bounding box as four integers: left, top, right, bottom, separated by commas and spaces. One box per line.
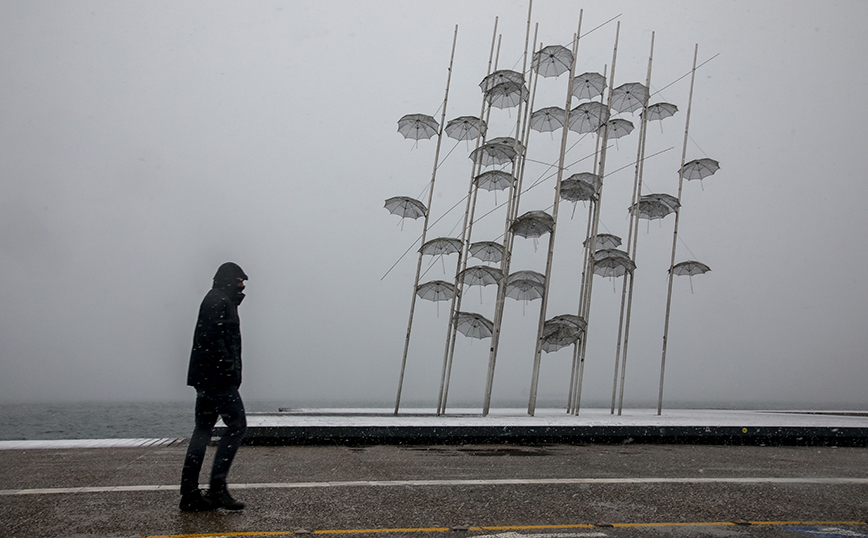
179, 489, 218, 512
206, 488, 245, 510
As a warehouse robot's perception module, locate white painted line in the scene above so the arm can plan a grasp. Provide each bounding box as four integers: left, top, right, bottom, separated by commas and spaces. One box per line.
0, 438, 183, 450
3, 477, 868, 496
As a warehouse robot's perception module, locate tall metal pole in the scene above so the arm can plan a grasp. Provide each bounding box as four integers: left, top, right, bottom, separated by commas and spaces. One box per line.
615, 32, 655, 415
571, 22, 621, 416
568, 63, 606, 414
394, 26, 459, 415
527, 11, 583, 416
437, 21, 500, 415
481, 3, 536, 417
658, 44, 699, 415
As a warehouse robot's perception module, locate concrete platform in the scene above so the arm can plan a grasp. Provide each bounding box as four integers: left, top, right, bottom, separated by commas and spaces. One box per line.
224, 408, 868, 446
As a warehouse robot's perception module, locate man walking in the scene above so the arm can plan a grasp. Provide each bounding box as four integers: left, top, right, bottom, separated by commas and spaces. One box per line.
180, 262, 249, 511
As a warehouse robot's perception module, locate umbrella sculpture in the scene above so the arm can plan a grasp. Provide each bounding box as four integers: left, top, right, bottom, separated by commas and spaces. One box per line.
644, 192, 681, 210
598, 118, 635, 140
532, 45, 574, 78
583, 233, 622, 250
595, 248, 630, 260
384, 196, 427, 230
459, 265, 502, 287
593, 249, 636, 278
479, 69, 525, 93
469, 241, 504, 263
420, 237, 463, 256
540, 314, 587, 353
560, 172, 601, 202
416, 280, 455, 301
629, 198, 677, 222
445, 116, 487, 141
610, 82, 650, 114
549, 314, 586, 330
505, 278, 545, 302
454, 311, 494, 339
506, 270, 546, 312
530, 107, 566, 133
670, 260, 711, 293
488, 136, 526, 156
384, 196, 427, 219
508, 270, 546, 284
569, 102, 609, 134
486, 81, 530, 109
642, 102, 678, 122
679, 158, 720, 181
397, 114, 439, 140
416, 280, 455, 316
572, 71, 606, 101
469, 141, 517, 167
510, 210, 555, 238
475, 170, 515, 192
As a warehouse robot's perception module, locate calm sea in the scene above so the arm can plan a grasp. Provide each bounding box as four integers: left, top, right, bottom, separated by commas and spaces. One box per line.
0, 400, 288, 440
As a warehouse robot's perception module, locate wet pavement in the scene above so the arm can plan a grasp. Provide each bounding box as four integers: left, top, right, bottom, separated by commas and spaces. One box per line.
2, 443, 868, 538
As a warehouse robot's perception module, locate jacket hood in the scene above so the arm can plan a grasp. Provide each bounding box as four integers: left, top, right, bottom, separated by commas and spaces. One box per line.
213, 262, 248, 291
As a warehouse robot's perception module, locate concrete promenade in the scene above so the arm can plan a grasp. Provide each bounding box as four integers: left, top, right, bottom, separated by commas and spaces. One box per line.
2, 409, 868, 538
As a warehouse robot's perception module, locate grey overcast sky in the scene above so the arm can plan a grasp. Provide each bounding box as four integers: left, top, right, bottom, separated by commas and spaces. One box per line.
1, 1, 866, 410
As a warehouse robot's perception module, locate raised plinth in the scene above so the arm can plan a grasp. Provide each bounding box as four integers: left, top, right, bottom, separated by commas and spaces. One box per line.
217, 408, 868, 446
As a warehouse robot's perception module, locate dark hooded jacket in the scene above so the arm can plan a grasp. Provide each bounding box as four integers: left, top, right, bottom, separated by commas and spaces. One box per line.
187, 262, 248, 389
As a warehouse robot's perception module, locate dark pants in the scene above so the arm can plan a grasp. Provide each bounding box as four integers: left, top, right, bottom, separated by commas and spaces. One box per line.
180, 386, 247, 494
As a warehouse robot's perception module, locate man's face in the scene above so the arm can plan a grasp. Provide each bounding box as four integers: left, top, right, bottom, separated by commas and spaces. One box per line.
237, 279, 246, 292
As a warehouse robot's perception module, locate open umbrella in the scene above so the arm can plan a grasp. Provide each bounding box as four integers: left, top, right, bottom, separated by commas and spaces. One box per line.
532, 45, 574, 78
469, 142, 517, 167
508, 270, 545, 284
584, 233, 622, 250
416, 280, 455, 301
479, 70, 525, 93
530, 107, 566, 133
469, 241, 504, 263
628, 199, 677, 221
679, 158, 720, 180
572, 72, 606, 100
671, 260, 711, 293
454, 311, 494, 339
505, 278, 545, 302
445, 116, 487, 141
486, 81, 529, 109
598, 118, 635, 140
458, 265, 502, 287
397, 114, 439, 140
420, 237, 463, 256
416, 280, 455, 316
475, 170, 515, 192
610, 82, 649, 114
594, 248, 630, 260
569, 102, 609, 134
560, 172, 601, 202
384, 196, 427, 220
593, 251, 636, 278
642, 102, 678, 122
511, 210, 554, 238
488, 136, 526, 156
541, 315, 587, 353
549, 314, 587, 330
645, 193, 680, 210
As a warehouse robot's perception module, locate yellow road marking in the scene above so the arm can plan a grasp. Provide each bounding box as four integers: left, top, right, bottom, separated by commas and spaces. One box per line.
314, 529, 450, 535
477, 525, 596, 531
141, 520, 868, 538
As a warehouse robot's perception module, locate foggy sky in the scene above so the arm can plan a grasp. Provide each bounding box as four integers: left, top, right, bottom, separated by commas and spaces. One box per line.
1, 1, 866, 410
